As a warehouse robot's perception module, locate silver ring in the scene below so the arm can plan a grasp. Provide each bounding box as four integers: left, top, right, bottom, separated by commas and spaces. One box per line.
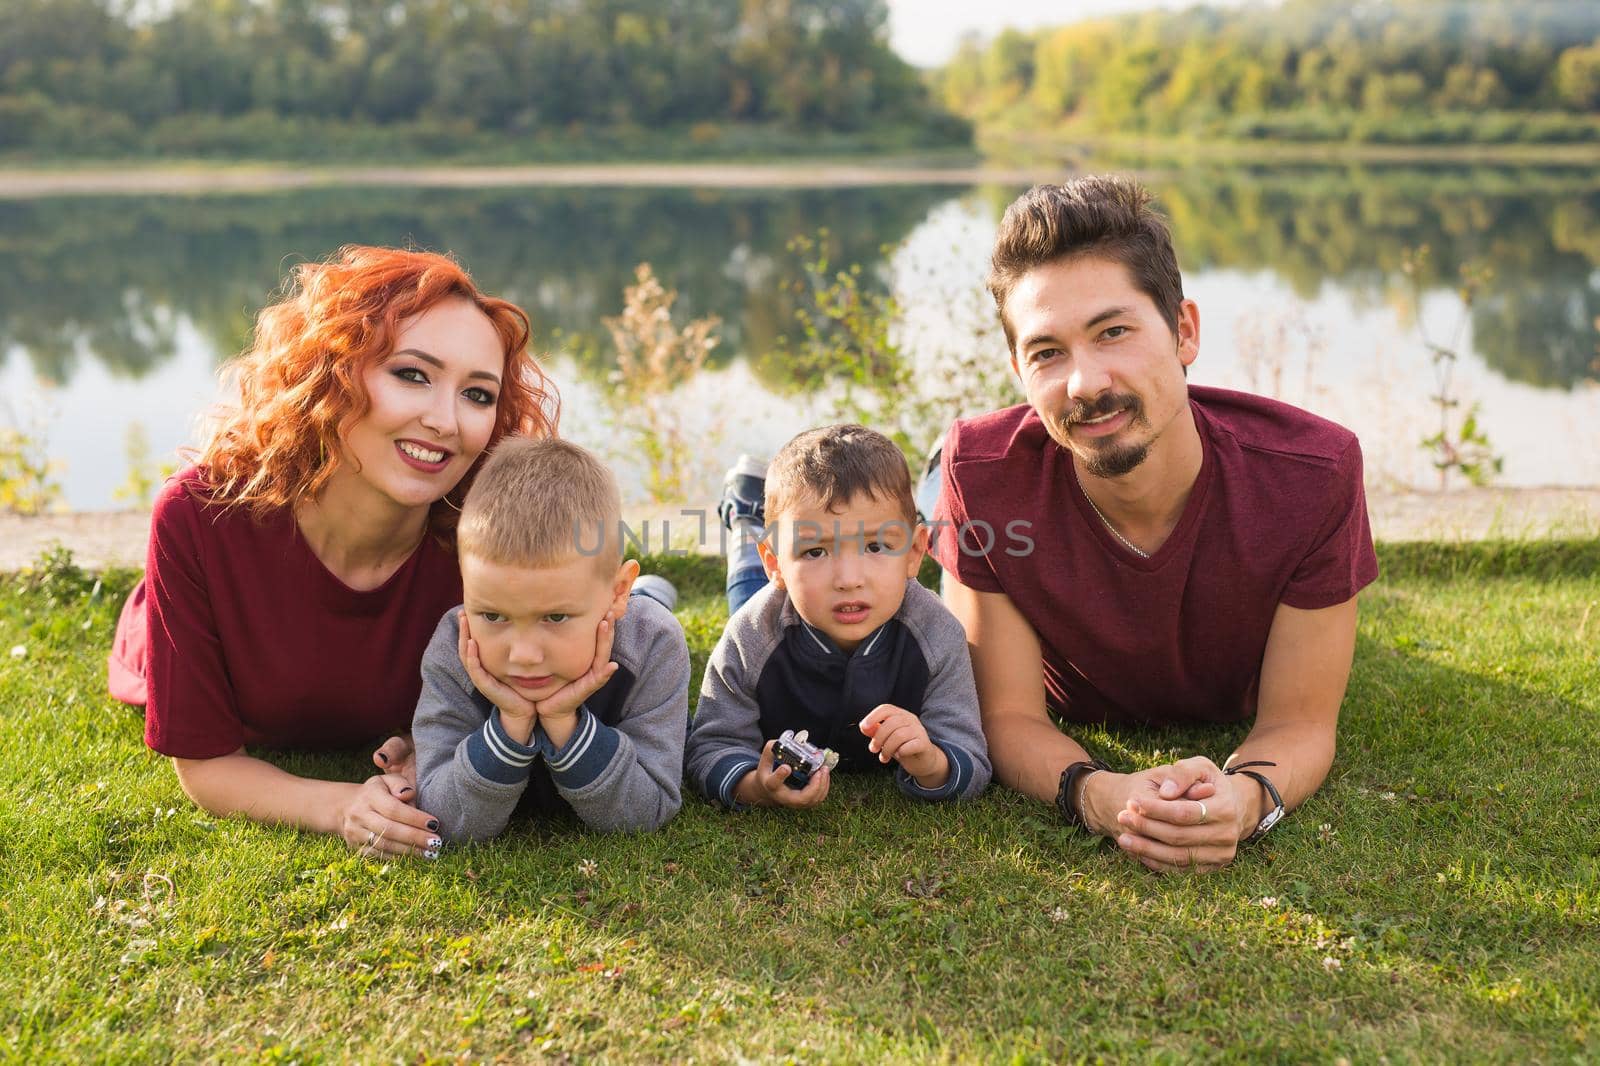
1197, 800, 1209, 824
364, 829, 376, 847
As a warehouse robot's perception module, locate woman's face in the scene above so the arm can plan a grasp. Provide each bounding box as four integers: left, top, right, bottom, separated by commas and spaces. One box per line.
339, 297, 506, 511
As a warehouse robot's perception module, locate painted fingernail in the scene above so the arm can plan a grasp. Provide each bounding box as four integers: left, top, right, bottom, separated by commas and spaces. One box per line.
427, 837, 443, 850
423, 849, 440, 861
377, 752, 389, 763
427, 819, 440, 832
399, 786, 414, 795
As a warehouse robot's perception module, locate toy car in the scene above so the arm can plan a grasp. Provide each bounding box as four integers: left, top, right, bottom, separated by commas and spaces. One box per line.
771, 729, 840, 790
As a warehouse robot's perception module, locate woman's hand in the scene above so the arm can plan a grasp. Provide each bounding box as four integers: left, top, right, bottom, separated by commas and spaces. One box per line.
371, 734, 416, 787
338, 773, 442, 860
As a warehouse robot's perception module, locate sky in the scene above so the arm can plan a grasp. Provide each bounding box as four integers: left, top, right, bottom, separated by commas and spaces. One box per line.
885, 0, 1237, 67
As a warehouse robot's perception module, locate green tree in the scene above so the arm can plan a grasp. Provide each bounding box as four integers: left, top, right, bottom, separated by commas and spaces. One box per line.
1554, 41, 1600, 110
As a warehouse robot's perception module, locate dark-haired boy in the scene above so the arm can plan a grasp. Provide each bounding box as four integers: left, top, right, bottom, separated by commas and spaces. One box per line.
687, 424, 990, 810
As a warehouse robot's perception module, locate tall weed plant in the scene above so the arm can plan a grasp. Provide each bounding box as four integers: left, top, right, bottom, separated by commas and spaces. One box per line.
602, 264, 722, 504
0, 404, 63, 515
1402, 246, 1504, 489
776, 230, 1018, 472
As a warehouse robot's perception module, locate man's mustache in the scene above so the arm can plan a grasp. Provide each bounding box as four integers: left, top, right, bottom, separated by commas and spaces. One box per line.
1063, 392, 1142, 426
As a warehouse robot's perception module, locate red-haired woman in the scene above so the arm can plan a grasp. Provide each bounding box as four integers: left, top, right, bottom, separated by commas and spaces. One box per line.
108, 246, 558, 859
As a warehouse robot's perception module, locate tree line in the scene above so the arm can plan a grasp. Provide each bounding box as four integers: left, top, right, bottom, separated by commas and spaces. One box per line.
0, 0, 969, 158
934, 0, 1600, 144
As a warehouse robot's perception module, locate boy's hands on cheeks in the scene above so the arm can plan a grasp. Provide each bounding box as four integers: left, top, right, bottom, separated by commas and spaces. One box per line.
526, 608, 620, 749
732, 739, 831, 809
455, 610, 620, 748
457, 612, 539, 742
859, 703, 949, 790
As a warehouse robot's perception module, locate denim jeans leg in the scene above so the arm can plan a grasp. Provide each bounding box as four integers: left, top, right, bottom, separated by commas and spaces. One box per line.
725, 522, 768, 615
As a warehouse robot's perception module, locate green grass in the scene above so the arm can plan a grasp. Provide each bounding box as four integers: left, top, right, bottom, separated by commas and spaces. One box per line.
2, 543, 1597, 1062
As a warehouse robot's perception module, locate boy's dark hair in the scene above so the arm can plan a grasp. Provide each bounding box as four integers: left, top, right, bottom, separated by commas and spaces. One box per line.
987, 174, 1185, 350
765, 424, 916, 527
459, 437, 621, 571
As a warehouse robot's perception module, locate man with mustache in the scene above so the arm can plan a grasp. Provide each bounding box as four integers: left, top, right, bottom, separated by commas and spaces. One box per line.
931, 175, 1377, 873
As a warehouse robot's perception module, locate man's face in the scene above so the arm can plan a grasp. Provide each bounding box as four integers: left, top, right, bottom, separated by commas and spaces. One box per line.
1005, 255, 1199, 479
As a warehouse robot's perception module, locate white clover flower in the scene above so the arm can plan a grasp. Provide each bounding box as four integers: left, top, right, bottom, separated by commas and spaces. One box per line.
578, 859, 598, 878
1049, 907, 1071, 924
1257, 896, 1279, 908
1322, 956, 1343, 972
9, 645, 25, 660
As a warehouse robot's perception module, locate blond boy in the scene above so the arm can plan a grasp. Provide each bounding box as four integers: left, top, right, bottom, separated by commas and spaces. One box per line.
414, 438, 689, 840
687, 425, 990, 809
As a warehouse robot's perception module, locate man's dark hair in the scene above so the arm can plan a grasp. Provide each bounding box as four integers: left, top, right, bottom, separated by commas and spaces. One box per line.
987, 175, 1185, 350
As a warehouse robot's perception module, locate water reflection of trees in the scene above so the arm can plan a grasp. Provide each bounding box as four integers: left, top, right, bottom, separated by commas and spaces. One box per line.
0, 185, 955, 387
1150, 168, 1600, 389
4, 170, 1598, 392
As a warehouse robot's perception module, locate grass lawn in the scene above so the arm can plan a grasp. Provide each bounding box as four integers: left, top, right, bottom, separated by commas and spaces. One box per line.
2, 542, 1597, 1063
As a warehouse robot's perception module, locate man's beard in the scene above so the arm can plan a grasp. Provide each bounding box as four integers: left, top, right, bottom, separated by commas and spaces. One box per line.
1049, 390, 1151, 478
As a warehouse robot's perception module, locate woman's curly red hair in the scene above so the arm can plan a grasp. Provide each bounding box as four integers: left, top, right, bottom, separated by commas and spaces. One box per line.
196, 245, 559, 540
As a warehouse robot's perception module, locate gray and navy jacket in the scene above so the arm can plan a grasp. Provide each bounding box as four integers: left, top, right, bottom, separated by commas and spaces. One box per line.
686, 579, 990, 808
414, 596, 689, 841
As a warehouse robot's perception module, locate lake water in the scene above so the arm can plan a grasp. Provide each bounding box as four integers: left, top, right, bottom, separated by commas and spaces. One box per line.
3, 164, 1598, 510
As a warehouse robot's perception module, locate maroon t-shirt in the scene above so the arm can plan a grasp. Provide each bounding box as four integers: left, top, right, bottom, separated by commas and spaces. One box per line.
932, 386, 1378, 726
108, 468, 463, 758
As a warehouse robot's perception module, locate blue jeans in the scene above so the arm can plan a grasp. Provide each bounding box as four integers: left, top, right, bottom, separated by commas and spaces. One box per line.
725, 522, 769, 616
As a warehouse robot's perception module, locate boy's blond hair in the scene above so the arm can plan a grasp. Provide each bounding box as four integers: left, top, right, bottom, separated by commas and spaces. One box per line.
764, 424, 916, 526
459, 437, 621, 570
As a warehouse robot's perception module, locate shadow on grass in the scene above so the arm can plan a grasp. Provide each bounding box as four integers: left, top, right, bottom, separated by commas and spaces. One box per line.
2, 540, 1595, 1058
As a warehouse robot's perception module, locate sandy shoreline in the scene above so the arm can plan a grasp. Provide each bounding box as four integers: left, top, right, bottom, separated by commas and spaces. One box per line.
4, 488, 1596, 573
0, 162, 1072, 199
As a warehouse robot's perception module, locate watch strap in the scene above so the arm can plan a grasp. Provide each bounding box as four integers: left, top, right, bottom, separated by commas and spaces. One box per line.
1055, 758, 1111, 830
1225, 761, 1285, 843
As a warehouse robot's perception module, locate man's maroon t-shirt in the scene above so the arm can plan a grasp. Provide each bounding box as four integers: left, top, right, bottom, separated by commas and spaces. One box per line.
108, 468, 463, 758
931, 386, 1378, 726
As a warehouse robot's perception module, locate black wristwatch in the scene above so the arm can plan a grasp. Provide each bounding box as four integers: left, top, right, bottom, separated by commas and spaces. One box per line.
1055, 758, 1111, 830
1225, 760, 1286, 843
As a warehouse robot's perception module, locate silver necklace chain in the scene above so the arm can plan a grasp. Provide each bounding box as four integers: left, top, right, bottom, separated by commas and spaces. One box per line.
1081, 488, 1151, 559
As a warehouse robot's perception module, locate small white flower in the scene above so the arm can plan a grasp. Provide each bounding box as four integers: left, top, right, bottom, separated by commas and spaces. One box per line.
578, 859, 598, 878
1322, 956, 1343, 972
1257, 896, 1279, 908
9, 645, 25, 660
1049, 907, 1071, 924
1380, 792, 1397, 801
